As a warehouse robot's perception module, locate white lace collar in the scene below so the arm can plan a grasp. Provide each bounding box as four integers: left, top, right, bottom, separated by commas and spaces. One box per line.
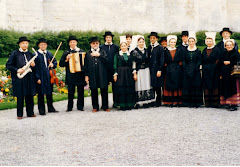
187, 45, 197, 51
167, 47, 176, 51
119, 50, 130, 56
91, 47, 100, 52
38, 49, 47, 54
19, 48, 28, 53
223, 38, 230, 43
137, 47, 145, 53
105, 42, 113, 45
70, 46, 80, 52
207, 45, 215, 49
182, 42, 188, 47
151, 41, 159, 48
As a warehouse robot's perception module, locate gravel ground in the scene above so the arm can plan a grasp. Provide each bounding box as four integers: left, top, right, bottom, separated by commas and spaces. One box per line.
0, 94, 240, 166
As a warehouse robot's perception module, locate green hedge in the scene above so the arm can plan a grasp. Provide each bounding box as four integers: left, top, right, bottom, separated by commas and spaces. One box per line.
0, 29, 238, 58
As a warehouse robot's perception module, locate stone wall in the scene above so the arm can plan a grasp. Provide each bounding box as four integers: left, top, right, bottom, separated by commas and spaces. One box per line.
1, 0, 240, 33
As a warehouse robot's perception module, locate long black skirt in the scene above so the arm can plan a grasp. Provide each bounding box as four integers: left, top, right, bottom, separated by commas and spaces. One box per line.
115, 66, 136, 107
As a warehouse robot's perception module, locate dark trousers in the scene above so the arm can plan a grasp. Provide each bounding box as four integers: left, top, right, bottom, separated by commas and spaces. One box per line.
17, 95, 34, 117
68, 84, 84, 110
112, 82, 116, 105
91, 88, 108, 110
37, 93, 55, 115
153, 87, 162, 105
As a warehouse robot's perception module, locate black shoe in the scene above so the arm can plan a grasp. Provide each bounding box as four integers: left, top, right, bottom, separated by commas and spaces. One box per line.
39, 110, 46, 115
48, 109, 59, 113
77, 108, 84, 111
66, 108, 72, 112
134, 104, 139, 109
229, 106, 238, 111
120, 107, 126, 111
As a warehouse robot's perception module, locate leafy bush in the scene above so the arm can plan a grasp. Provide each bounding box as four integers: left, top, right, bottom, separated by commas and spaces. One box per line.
1, 29, 240, 58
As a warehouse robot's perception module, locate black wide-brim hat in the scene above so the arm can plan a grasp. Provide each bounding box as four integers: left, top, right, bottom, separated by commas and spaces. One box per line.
220, 27, 233, 35
148, 32, 160, 38
103, 31, 114, 37
37, 38, 48, 45
160, 37, 167, 42
89, 37, 99, 43
17, 36, 30, 44
180, 31, 189, 36
67, 36, 78, 43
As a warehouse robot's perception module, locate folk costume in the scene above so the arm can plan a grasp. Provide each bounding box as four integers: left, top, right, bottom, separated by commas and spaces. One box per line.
35, 38, 58, 115
181, 32, 203, 107
84, 37, 109, 111
130, 35, 155, 107
219, 39, 240, 111
113, 37, 135, 110
6, 37, 38, 118
202, 32, 221, 107
147, 32, 165, 107
100, 31, 119, 108
162, 35, 183, 106
59, 36, 86, 111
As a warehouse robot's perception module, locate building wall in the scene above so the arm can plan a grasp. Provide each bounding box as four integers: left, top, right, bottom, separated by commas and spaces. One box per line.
1, 0, 240, 33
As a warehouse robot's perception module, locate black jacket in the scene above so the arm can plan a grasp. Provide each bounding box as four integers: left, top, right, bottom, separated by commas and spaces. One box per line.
59, 49, 86, 86
84, 48, 108, 89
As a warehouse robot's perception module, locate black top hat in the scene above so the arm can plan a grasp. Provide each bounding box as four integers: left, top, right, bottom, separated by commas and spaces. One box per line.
103, 31, 114, 37
67, 36, 78, 43
89, 37, 99, 43
220, 27, 233, 35
181, 31, 189, 36
37, 38, 48, 45
160, 37, 167, 42
17, 36, 30, 44
148, 32, 160, 38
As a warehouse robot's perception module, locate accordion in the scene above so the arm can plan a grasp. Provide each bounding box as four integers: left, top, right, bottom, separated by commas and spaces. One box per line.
69, 52, 86, 73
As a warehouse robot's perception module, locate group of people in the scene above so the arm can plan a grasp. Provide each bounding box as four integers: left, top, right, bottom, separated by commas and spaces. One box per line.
6, 27, 240, 119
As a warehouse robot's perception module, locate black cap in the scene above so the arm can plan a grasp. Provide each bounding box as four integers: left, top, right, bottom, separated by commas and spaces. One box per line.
160, 37, 167, 42
220, 27, 233, 36
103, 31, 114, 37
37, 38, 48, 45
181, 31, 189, 36
17, 36, 30, 44
147, 32, 160, 38
89, 37, 99, 43
67, 36, 78, 43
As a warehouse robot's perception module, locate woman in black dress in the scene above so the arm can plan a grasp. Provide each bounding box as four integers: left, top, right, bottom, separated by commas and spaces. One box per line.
182, 32, 203, 107
219, 39, 240, 111
113, 37, 135, 110
162, 35, 182, 106
202, 32, 221, 107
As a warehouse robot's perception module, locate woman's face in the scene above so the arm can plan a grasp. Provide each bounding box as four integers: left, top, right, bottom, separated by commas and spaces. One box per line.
222, 31, 231, 40
225, 41, 234, 51
137, 38, 145, 48
120, 42, 128, 52
169, 39, 176, 48
206, 38, 214, 47
188, 38, 195, 47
